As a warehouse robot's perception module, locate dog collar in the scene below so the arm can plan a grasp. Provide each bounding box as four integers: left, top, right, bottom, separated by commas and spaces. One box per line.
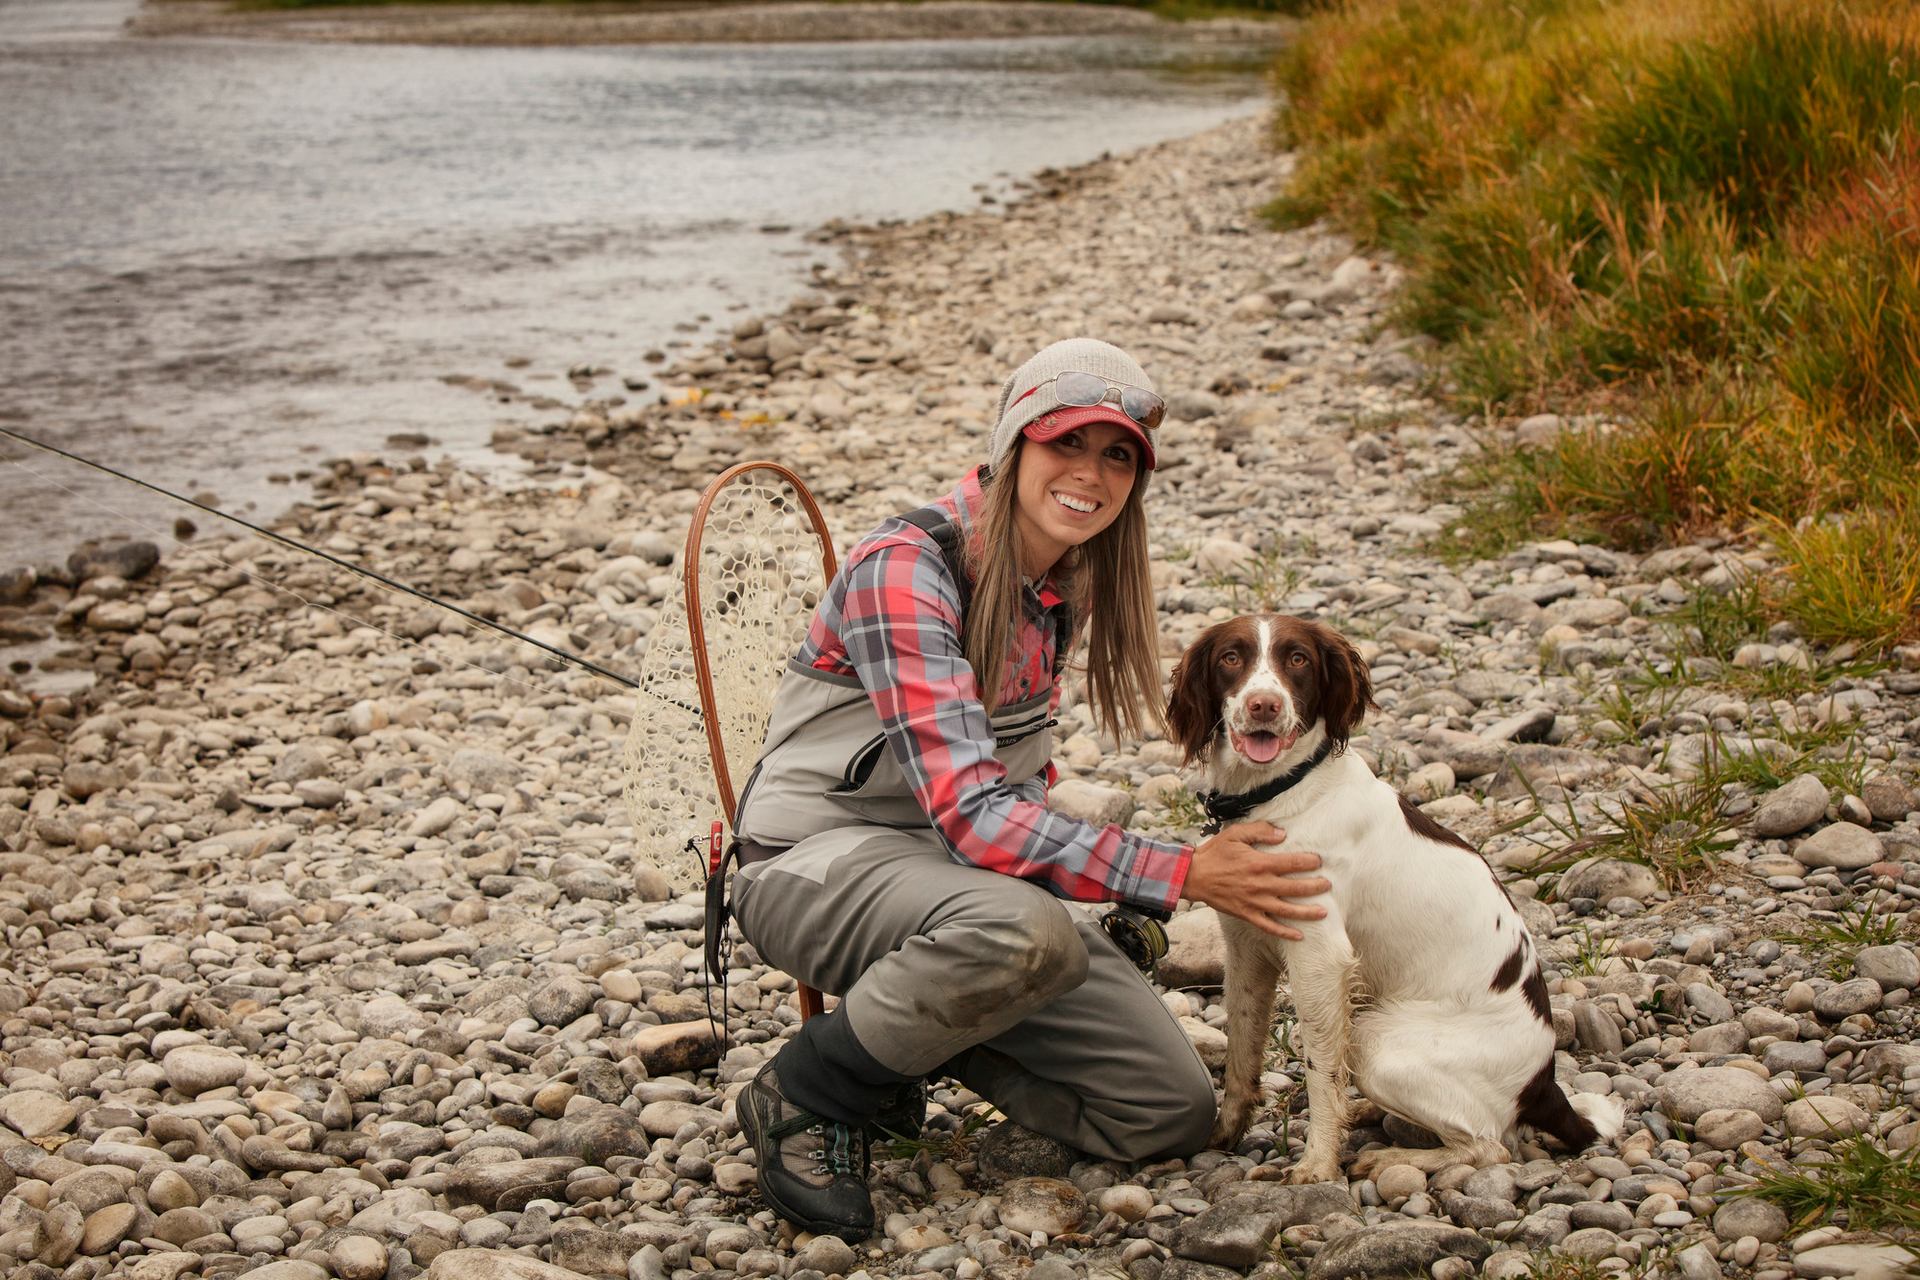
1198, 738, 1335, 835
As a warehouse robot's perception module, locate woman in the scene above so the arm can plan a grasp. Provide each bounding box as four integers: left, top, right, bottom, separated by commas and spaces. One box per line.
728, 338, 1328, 1240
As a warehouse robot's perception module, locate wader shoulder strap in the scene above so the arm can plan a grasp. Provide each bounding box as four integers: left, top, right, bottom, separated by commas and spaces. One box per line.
894, 504, 1075, 666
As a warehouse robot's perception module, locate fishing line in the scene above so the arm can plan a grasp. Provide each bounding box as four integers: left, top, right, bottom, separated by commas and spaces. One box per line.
0, 425, 642, 691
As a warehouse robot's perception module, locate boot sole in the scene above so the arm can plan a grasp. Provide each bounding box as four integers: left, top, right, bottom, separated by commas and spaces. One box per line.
738, 1083, 873, 1243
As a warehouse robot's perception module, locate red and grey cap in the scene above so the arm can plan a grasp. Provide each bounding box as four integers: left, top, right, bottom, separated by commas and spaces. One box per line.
990, 338, 1160, 471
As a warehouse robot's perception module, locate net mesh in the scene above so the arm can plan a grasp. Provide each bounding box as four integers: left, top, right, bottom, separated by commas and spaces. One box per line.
623, 467, 831, 893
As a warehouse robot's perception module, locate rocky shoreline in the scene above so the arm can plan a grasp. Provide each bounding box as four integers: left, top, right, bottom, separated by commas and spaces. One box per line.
3, 115, 1919, 1280
127, 1, 1281, 47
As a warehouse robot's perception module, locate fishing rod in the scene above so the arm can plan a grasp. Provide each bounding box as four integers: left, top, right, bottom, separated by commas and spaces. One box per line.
0, 425, 641, 691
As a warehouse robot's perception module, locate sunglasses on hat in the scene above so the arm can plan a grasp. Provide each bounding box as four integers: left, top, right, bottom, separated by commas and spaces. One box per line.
1037, 371, 1166, 432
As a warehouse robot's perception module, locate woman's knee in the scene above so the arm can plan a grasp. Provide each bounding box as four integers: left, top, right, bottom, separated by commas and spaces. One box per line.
981, 892, 1089, 1009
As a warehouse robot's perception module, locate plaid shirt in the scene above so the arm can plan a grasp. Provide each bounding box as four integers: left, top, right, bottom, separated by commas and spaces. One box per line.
795, 468, 1191, 912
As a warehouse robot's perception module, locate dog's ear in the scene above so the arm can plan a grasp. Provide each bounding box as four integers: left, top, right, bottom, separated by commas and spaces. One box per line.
1167, 627, 1223, 764
1316, 622, 1376, 753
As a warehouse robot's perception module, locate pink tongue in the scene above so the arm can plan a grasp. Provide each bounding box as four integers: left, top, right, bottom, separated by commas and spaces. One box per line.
1242, 733, 1284, 764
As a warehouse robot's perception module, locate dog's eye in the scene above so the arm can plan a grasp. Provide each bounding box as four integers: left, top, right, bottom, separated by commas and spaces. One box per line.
1287, 651, 1308, 667
1220, 652, 1242, 669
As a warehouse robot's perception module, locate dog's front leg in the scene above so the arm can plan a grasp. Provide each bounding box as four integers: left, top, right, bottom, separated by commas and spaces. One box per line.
1209, 920, 1282, 1150
1286, 906, 1357, 1185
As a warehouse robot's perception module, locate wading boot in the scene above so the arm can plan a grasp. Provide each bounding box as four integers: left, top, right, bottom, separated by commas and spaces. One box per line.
737, 1060, 874, 1241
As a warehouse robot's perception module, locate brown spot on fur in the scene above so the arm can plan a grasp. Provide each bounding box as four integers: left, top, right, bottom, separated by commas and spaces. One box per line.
1521, 966, 1551, 1025
1491, 942, 1527, 993
1515, 1058, 1600, 1150
1396, 793, 1475, 852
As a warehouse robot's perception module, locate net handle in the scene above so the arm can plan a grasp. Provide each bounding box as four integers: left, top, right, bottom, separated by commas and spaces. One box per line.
683, 460, 838, 822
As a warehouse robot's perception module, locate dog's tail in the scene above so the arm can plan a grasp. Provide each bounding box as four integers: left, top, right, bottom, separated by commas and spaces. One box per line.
1517, 1061, 1625, 1150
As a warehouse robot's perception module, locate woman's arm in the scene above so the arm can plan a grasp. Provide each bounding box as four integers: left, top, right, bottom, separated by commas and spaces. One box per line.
840, 537, 1190, 912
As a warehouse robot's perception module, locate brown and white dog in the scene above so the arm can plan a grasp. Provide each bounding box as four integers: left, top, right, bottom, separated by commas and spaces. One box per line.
1169, 614, 1623, 1181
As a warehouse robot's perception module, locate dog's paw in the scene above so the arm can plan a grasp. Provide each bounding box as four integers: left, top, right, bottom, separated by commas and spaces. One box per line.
1207, 1119, 1248, 1152
1286, 1157, 1342, 1185
1348, 1149, 1397, 1180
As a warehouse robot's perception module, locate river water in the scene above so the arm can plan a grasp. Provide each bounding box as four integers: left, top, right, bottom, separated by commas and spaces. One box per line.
0, 0, 1270, 568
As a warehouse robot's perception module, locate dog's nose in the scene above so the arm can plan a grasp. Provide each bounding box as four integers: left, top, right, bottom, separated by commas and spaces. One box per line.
1244, 693, 1282, 723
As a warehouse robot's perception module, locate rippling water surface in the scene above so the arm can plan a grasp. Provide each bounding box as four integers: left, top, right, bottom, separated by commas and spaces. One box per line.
0, 0, 1269, 565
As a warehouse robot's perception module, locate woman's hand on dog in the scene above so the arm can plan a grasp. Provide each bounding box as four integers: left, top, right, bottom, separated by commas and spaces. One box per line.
1183, 822, 1329, 941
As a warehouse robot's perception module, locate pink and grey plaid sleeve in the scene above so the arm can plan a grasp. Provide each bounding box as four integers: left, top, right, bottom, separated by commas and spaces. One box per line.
838, 537, 1191, 913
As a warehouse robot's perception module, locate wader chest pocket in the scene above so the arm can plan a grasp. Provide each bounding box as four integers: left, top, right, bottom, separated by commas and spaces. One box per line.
994, 713, 1056, 748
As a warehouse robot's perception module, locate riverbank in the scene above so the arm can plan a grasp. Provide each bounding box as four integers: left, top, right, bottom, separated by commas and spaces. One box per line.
129, 0, 1284, 45
2, 114, 1918, 1280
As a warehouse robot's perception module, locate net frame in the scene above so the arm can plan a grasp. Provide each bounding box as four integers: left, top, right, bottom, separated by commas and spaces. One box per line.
683, 460, 838, 822
621, 459, 834, 1023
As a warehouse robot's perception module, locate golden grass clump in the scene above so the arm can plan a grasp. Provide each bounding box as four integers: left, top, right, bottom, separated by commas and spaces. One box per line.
1275, 0, 1920, 645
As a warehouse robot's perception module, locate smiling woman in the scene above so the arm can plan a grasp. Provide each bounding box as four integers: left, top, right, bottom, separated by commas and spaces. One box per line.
714, 337, 1332, 1241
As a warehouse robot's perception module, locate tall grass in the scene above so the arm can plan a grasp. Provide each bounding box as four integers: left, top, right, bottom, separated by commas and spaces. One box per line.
1273, 0, 1920, 646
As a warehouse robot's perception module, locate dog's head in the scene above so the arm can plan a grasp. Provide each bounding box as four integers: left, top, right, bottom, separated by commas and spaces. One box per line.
1168, 614, 1375, 769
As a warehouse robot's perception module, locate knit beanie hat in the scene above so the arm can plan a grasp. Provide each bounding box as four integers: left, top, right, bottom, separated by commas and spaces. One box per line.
988, 338, 1160, 471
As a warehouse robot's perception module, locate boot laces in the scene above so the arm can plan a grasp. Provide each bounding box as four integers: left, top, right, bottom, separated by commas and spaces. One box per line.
805, 1121, 865, 1177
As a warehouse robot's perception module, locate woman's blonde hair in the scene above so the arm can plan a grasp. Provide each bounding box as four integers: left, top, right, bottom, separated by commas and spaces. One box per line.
963, 440, 1163, 741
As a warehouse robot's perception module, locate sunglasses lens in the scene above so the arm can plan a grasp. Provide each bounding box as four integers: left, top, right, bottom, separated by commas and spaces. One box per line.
1122, 388, 1165, 431
1053, 371, 1107, 408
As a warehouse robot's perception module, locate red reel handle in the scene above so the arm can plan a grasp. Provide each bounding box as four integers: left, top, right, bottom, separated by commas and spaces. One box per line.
708, 820, 726, 877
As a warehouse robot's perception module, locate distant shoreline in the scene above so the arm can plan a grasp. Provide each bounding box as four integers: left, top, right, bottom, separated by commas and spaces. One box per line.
129, 0, 1287, 46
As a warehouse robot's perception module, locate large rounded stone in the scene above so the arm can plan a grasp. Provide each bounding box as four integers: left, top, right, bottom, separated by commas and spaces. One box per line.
331, 1236, 389, 1280
528, 974, 593, 1027
1749, 774, 1830, 837
0, 1091, 77, 1140
162, 1045, 246, 1097
1159, 906, 1225, 988
1793, 825, 1884, 870
79, 1203, 137, 1255
1558, 858, 1660, 904
1784, 1095, 1869, 1138
1695, 1109, 1766, 1149
1307, 1220, 1493, 1280
1854, 945, 1919, 991
997, 1177, 1085, 1237
35, 1203, 84, 1267
427, 1251, 588, 1280
1655, 1066, 1782, 1123
1813, 978, 1883, 1021
1713, 1196, 1789, 1243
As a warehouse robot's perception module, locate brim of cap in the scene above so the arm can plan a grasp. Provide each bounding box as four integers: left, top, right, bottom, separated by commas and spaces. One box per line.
1023, 405, 1157, 470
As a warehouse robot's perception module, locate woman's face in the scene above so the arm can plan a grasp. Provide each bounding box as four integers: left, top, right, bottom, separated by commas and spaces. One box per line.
1011, 421, 1141, 578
